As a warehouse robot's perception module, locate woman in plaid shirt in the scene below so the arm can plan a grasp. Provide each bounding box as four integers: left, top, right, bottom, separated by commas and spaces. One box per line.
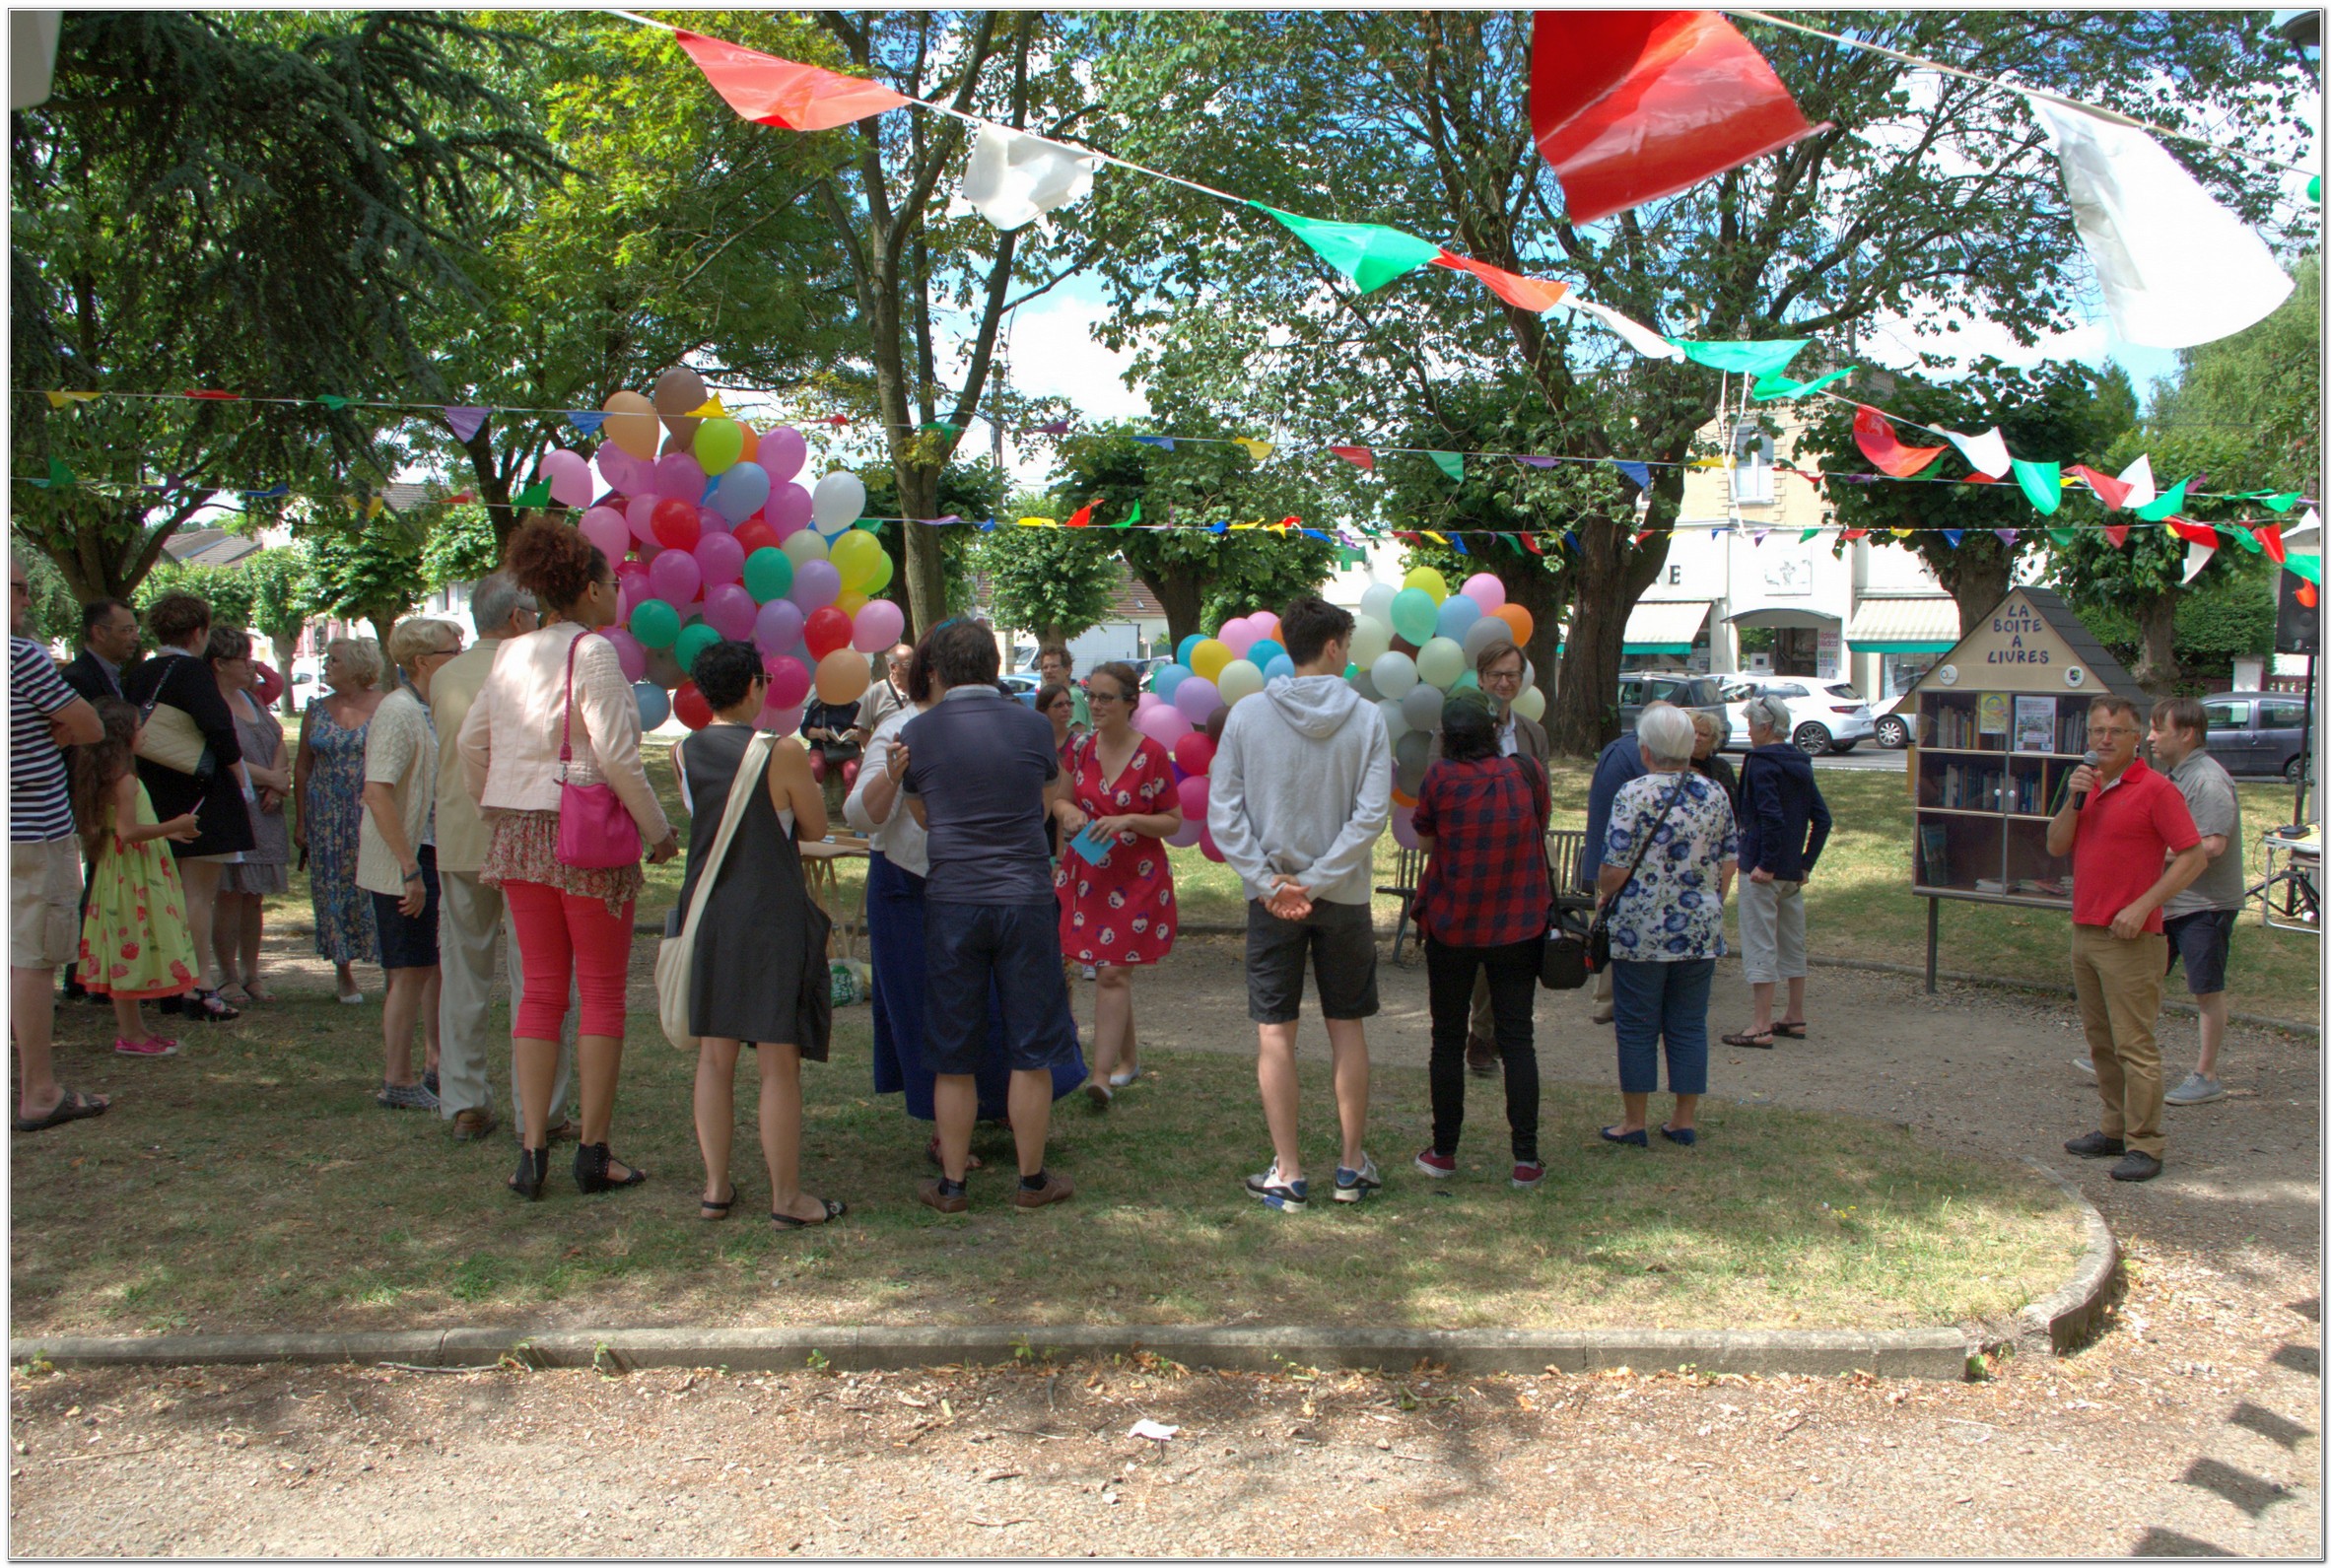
1410, 697, 1551, 1189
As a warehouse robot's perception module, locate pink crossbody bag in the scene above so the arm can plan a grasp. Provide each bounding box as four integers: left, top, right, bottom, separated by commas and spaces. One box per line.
555, 630, 645, 869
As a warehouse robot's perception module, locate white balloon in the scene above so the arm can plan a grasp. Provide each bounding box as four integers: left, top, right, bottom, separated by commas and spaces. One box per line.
1415, 636, 1467, 691
1360, 582, 1399, 625
1515, 685, 1545, 722
1371, 649, 1418, 699
811, 471, 865, 534
1349, 615, 1393, 667
1377, 697, 1409, 742
1217, 657, 1266, 706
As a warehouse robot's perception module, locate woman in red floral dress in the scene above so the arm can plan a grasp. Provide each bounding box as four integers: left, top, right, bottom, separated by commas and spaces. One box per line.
1051, 662, 1183, 1107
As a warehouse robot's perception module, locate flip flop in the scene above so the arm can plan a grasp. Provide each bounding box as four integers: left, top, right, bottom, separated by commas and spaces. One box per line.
1774, 1022, 1808, 1039
771, 1198, 847, 1230
1721, 1028, 1777, 1050
14, 1088, 110, 1132
700, 1186, 735, 1222
239, 982, 278, 1003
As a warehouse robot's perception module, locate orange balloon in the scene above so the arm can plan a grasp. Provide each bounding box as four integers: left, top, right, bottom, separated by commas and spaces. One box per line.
734, 421, 759, 465
601, 390, 659, 460
1493, 604, 1534, 646
1391, 785, 1416, 809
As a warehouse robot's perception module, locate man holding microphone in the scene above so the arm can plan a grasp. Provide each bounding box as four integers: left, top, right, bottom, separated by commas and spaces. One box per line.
2045, 695, 2209, 1183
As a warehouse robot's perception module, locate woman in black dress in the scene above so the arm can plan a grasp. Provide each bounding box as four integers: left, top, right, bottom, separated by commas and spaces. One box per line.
122, 592, 251, 1023
672, 641, 846, 1230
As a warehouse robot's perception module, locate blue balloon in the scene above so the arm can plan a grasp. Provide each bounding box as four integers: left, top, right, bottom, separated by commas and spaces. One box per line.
1265, 653, 1295, 680
1436, 594, 1482, 640
1176, 633, 1204, 668
711, 460, 771, 524
1246, 638, 1285, 669
1151, 664, 1188, 700
633, 680, 671, 730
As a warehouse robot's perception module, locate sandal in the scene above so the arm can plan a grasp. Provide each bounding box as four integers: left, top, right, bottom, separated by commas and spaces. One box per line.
1721, 1028, 1777, 1050
771, 1198, 847, 1230
214, 982, 251, 1007
13, 1088, 110, 1132
238, 981, 277, 1003
925, 1135, 984, 1172
191, 988, 240, 1023
700, 1186, 736, 1222
1774, 1021, 1808, 1039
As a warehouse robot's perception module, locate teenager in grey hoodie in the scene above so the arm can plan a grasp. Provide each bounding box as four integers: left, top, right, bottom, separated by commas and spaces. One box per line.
1207, 596, 1392, 1210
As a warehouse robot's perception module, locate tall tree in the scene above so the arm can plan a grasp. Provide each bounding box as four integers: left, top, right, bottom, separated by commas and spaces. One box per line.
241, 545, 316, 712
10, 11, 556, 598
858, 457, 1004, 620
1081, 11, 2302, 752
975, 524, 1125, 649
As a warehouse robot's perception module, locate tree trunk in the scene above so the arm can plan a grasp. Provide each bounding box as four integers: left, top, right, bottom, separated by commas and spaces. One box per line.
1501, 563, 1569, 714
2132, 589, 2180, 695
270, 632, 301, 715
1132, 567, 1204, 651
1940, 555, 2014, 639
897, 463, 946, 643
1546, 519, 1670, 758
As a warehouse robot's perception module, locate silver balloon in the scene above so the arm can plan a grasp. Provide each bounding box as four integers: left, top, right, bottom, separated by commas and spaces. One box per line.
1394, 729, 1433, 795
1400, 681, 1444, 733
1461, 615, 1514, 662
1349, 668, 1381, 703
1377, 696, 1409, 742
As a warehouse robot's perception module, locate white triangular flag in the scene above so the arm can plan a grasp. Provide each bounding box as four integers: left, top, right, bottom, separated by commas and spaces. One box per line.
2029, 98, 2294, 350
2182, 537, 2216, 585
958, 123, 1098, 233
1939, 426, 2011, 480
1561, 298, 1685, 361
2116, 452, 2156, 511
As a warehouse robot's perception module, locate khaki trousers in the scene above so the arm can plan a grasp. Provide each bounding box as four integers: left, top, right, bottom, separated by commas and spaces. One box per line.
2069, 922, 2167, 1157
438, 870, 572, 1127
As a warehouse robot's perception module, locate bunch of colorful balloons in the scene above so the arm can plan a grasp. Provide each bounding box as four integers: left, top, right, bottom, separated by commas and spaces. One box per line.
1134, 570, 1538, 863
565, 366, 906, 738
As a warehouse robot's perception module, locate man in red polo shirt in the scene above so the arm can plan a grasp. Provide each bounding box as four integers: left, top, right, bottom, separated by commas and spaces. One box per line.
2045, 694, 2208, 1183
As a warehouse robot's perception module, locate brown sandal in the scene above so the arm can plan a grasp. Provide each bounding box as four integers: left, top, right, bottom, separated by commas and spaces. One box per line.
1721, 1028, 1776, 1050
1774, 1021, 1808, 1039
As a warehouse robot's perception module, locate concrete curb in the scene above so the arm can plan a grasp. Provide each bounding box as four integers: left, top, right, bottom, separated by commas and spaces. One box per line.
11, 1324, 1972, 1382
2012, 1160, 2122, 1356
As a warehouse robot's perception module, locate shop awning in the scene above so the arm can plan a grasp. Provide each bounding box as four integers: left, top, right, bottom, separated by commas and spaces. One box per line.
1727, 605, 1839, 632
1846, 595, 1960, 654
1622, 599, 1711, 656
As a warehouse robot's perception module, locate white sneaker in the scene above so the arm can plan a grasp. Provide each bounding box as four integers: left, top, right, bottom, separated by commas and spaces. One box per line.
1334, 1153, 1382, 1203
2163, 1072, 2225, 1106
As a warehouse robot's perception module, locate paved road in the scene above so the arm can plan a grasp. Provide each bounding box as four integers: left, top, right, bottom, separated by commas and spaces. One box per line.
1718, 743, 1906, 772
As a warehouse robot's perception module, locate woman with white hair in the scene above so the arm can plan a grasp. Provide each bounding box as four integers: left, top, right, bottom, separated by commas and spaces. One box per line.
1594, 703, 1738, 1148
360, 617, 465, 1110
297, 635, 385, 1002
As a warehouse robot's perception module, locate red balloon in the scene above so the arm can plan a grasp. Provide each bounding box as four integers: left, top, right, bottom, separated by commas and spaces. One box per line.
731, 517, 780, 556
651, 497, 701, 552
672, 680, 714, 731
802, 605, 854, 661
1172, 732, 1215, 777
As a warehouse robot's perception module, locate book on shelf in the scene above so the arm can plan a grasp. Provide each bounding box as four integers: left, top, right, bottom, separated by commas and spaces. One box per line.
2055, 707, 2089, 756
1918, 823, 1952, 886
2015, 877, 2068, 898
1973, 877, 2008, 895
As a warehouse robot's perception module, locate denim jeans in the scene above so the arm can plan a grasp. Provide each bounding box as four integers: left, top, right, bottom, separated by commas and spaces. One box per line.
1423, 936, 1542, 1161
1611, 958, 1715, 1096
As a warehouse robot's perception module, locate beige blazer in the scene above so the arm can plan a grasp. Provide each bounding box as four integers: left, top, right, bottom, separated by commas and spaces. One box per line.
456, 623, 670, 847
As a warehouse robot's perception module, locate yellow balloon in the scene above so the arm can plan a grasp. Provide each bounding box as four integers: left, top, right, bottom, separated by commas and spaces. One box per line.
1403, 566, 1449, 605
830, 528, 882, 589
837, 591, 869, 618
1191, 638, 1233, 682
863, 551, 894, 593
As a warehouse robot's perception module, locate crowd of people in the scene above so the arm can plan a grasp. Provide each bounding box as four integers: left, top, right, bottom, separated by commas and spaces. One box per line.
10, 541, 2253, 1199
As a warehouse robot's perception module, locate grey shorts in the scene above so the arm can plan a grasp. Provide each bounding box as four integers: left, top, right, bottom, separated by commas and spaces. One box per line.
1737, 875, 1807, 985
1244, 898, 1379, 1024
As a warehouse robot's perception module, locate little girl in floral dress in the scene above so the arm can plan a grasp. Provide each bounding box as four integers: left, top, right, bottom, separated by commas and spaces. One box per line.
70, 699, 202, 1057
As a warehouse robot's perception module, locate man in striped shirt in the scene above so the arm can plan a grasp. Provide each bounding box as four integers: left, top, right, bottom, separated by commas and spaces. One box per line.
10, 553, 105, 1131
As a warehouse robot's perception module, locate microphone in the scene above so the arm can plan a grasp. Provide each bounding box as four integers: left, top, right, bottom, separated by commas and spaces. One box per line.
2071, 748, 2100, 811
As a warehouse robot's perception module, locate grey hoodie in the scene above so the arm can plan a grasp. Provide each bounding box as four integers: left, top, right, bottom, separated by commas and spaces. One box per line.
1206, 673, 1393, 906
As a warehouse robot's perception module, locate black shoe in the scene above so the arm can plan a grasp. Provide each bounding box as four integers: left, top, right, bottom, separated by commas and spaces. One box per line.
2064, 1131, 2126, 1159
574, 1141, 647, 1194
2109, 1150, 2162, 1183
508, 1145, 549, 1201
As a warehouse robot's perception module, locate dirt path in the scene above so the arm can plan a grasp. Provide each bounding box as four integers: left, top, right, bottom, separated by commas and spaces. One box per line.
11, 922, 2320, 1555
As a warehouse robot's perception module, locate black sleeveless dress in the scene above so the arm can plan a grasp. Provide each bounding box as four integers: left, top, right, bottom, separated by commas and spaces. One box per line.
675, 724, 826, 1056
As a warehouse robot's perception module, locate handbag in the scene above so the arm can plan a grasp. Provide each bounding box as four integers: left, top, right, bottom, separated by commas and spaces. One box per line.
657, 731, 775, 1051
553, 630, 645, 870
1542, 907, 1592, 989
1584, 771, 1690, 973
134, 658, 216, 779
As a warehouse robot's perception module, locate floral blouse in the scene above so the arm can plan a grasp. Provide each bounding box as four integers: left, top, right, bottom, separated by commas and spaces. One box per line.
1601, 769, 1739, 963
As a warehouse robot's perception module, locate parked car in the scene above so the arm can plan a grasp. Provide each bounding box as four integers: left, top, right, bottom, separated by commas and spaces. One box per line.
1873, 693, 1915, 750
1718, 672, 1875, 755
1000, 672, 1044, 707
2199, 691, 2312, 781
1616, 672, 1732, 749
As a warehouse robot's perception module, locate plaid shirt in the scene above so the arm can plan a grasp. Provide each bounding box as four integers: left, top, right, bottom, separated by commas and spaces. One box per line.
1412, 755, 1550, 948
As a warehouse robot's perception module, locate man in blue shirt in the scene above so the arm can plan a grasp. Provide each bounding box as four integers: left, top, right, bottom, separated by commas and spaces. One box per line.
1580, 702, 1669, 1025
901, 620, 1081, 1212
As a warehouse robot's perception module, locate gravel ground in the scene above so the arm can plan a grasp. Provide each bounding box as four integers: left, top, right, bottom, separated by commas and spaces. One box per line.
10, 929, 2320, 1555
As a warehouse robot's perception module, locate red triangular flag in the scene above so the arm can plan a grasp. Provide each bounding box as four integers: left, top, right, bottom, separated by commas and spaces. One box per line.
674, 32, 911, 130
2253, 521, 2286, 563
1840, 527, 1870, 541
2066, 463, 2133, 511
185, 389, 240, 400
2164, 516, 2219, 546
1330, 444, 1376, 471
1430, 250, 1570, 313
1064, 503, 1093, 529
1851, 406, 1947, 478
2102, 523, 2130, 548
2299, 582, 2318, 610
1530, 11, 1819, 225
1521, 532, 1545, 555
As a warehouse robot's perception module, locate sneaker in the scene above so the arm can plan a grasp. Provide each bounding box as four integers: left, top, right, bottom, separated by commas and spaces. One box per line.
113, 1035, 178, 1057
2109, 1150, 2163, 1183
2064, 1130, 2126, 1159
377, 1081, 440, 1112
451, 1108, 499, 1142
1413, 1147, 1456, 1179
1510, 1160, 1545, 1190
1246, 1162, 1307, 1211
1334, 1153, 1382, 1203
2163, 1072, 2225, 1106
1012, 1170, 1075, 1209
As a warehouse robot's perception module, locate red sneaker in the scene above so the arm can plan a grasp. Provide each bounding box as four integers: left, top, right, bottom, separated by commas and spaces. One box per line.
1413, 1147, 1456, 1178
1510, 1160, 1545, 1190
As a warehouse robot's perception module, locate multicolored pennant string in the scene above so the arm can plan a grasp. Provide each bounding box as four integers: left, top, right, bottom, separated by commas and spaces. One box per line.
1034, 418, 1071, 436
315, 394, 352, 412
2064, 463, 2132, 511
1429, 250, 1570, 312
1528, 10, 1818, 225
1107, 501, 1139, 529
1560, 299, 1683, 360
1233, 439, 1274, 463
2182, 536, 2218, 584
566, 410, 608, 438
957, 124, 1099, 232
42, 390, 99, 409
512, 478, 553, 508
1427, 451, 1465, 483
1248, 203, 1441, 295
1749, 368, 1853, 401
1133, 436, 1176, 452
2134, 478, 2191, 521
684, 396, 728, 419
30, 457, 74, 489
1611, 459, 1651, 490
1667, 337, 1810, 377
445, 406, 489, 443
2013, 459, 2064, 514
1941, 528, 1964, 547
2253, 521, 2287, 563
2284, 550, 2322, 586
1936, 426, 2011, 480
1852, 406, 1946, 477
2164, 517, 2220, 546
1063, 503, 1093, 528
1330, 445, 1375, 471
672, 30, 911, 130
2116, 454, 2158, 511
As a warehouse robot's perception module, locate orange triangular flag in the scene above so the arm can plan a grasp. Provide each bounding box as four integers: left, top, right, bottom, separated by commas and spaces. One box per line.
674, 31, 911, 131
1431, 250, 1571, 313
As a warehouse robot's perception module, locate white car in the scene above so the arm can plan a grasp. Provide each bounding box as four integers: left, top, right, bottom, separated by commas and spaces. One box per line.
1872, 693, 1915, 750
1719, 673, 1876, 755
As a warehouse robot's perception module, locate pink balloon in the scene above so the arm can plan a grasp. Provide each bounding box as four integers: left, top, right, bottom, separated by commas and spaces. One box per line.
1461, 572, 1506, 612
579, 506, 629, 563
1392, 803, 1419, 852
703, 583, 758, 641
754, 598, 804, 655
1172, 676, 1219, 723
601, 627, 648, 683
1136, 705, 1192, 748
1175, 775, 1208, 822
852, 597, 905, 653
649, 550, 701, 606
769, 484, 812, 539
595, 443, 649, 497
761, 426, 807, 484
541, 447, 594, 510
694, 531, 745, 586
626, 494, 661, 545
753, 702, 805, 736
1166, 813, 1203, 849
763, 653, 811, 709
1218, 618, 1258, 657
1247, 610, 1280, 640
1199, 823, 1225, 863
695, 504, 730, 537
654, 452, 708, 504
1134, 692, 1164, 717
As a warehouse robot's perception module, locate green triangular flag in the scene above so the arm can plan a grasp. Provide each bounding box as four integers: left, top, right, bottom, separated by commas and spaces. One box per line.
1667, 338, 1812, 377
1800, 527, 1821, 542
2011, 459, 2062, 515
2134, 478, 2190, 521
1427, 451, 1464, 483
35, 457, 74, 489
2046, 526, 2077, 548
2264, 491, 2302, 513
1248, 202, 1442, 295
2286, 552, 2322, 585
514, 478, 554, 509
1750, 367, 1854, 402
926, 420, 962, 439
2229, 522, 2264, 554
316, 394, 352, 411
1107, 500, 1140, 529
1337, 546, 1368, 569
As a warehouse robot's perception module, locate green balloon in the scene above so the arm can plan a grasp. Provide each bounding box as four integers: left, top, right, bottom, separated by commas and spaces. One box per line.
1389, 586, 1438, 645
629, 596, 680, 649
742, 546, 793, 605
675, 619, 721, 675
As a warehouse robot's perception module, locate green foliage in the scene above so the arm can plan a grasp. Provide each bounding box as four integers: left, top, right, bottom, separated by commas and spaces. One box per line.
420, 505, 503, 590
859, 461, 1004, 620
14, 549, 83, 646
974, 526, 1125, 646
2149, 251, 2321, 497
135, 560, 255, 641
2075, 561, 2278, 683
305, 507, 427, 634
241, 544, 315, 643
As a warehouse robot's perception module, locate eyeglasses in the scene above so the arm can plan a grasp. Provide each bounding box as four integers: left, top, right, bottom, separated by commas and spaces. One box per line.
1085, 689, 1129, 703
2091, 725, 2140, 737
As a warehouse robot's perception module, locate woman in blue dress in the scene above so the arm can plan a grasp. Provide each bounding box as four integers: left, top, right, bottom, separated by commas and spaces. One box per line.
296, 637, 383, 1002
